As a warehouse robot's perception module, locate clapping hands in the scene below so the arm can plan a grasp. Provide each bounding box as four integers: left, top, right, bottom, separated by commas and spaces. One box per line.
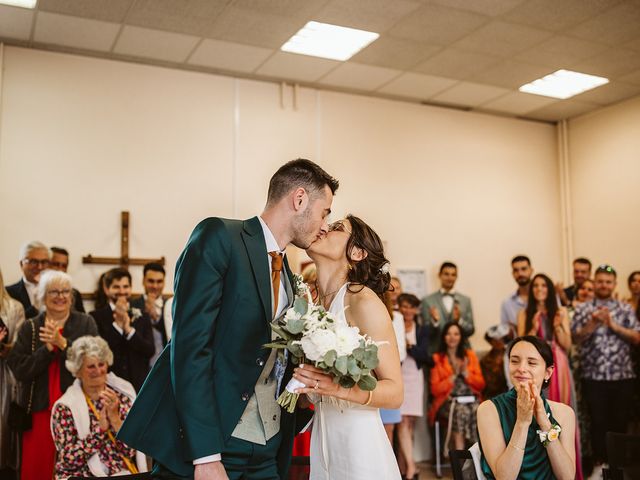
113, 296, 132, 334
98, 387, 122, 432
39, 318, 65, 351
516, 381, 551, 431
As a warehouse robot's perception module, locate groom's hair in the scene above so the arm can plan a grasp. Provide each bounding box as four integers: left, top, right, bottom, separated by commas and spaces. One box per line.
267, 159, 339, 205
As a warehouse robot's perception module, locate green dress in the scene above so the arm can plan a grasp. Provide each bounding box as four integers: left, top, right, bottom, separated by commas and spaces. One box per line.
480, 389, 558, 480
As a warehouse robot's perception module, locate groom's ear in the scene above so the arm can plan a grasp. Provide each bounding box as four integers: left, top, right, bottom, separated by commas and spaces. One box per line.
349, 246, 368, 262
291, 187, 309, 212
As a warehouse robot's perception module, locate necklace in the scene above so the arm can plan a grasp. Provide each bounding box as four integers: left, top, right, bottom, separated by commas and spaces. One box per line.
317, 284, 344, 307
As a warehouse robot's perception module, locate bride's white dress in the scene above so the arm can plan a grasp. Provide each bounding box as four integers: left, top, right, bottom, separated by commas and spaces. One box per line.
309, 283, 401, 480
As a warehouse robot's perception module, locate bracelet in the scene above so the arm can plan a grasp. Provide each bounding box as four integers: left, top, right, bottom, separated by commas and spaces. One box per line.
363, 390, 373, 406
508, 442, 525, 452
536, 424, 561, 447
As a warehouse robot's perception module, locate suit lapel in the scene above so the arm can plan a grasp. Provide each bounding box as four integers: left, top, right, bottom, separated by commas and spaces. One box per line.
241, 217, 271, 323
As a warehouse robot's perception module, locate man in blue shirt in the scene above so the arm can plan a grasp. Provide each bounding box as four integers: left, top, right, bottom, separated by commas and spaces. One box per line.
500, 255, 533, 334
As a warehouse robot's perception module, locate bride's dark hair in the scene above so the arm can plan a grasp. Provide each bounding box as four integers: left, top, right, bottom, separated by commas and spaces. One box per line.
344, 214, 391, 298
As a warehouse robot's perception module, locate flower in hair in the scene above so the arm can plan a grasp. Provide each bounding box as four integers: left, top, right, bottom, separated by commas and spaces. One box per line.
379, 263, 390, 274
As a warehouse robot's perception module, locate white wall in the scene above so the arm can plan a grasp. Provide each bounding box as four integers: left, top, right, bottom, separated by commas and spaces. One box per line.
0, 46, 562, 345
568, 95, 640, 295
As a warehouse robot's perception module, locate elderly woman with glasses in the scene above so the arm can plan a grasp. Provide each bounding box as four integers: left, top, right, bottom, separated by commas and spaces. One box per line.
7, 270, 97, 480
51, 336, 146, 478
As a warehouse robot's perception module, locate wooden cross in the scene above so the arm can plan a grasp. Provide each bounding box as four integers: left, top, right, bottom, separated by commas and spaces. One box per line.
81, 211, 166, 300
83, 211, 165, 268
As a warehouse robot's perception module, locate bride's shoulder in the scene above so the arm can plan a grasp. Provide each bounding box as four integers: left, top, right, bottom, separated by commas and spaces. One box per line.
345, 284, 382, 308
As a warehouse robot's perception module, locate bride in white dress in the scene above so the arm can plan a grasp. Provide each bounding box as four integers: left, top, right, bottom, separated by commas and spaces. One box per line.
292, 215, 403, 480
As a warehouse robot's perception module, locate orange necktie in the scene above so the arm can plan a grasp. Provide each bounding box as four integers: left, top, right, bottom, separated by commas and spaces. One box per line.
268, 251, 283, 317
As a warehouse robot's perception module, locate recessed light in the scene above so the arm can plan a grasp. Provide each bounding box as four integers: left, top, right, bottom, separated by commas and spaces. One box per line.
0, 0, 37, 8
519, 69, 609, 99
281, 21, 379, 62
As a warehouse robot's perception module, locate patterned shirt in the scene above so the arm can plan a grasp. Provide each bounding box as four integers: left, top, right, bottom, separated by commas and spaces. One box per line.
571, 298, 640, 381
52, 392, 136, 479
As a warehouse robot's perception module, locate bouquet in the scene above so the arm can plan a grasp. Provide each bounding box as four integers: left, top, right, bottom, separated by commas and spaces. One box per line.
265, 274, 382, 413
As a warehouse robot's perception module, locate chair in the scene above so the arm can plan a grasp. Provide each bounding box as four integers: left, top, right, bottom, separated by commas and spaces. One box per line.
450, 449, 477, 480
434, 395, 477, 478
605, 432, 640, 480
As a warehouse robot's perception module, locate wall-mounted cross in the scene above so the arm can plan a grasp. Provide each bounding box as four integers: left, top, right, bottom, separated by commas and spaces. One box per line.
82, 211, 165, 268
80, 211, 167, 301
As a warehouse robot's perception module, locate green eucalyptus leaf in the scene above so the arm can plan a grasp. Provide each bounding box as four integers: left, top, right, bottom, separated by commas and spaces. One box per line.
338, 376, 356, 389
334, 356, 348, 375
357, 374, 377, 391
286, 318, 305, 335
293, 297, 309, 315
323, 349, 337, 367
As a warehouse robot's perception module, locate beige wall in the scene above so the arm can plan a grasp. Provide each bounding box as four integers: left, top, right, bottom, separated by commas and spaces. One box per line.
0, 46, 563, 346
568, 95, 640, 297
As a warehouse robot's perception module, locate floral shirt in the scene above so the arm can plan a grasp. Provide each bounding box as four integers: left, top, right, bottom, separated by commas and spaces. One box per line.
571, 298, 640, 381
52, 392, 136, 479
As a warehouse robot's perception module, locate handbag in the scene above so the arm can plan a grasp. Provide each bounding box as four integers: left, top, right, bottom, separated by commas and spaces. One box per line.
7, 319, 35, 432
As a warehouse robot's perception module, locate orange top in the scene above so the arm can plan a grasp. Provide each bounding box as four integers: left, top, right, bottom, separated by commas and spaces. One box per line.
428, 349, 485, 425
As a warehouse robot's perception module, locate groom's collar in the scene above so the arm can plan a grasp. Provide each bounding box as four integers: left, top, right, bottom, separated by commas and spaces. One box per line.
258, 216, 286, 256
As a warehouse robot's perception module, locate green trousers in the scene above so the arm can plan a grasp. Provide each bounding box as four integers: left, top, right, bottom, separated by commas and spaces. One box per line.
152, 432, 282, 480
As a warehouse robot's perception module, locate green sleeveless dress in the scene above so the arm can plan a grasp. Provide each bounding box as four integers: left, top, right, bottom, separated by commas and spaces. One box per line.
480, 389, 558, 479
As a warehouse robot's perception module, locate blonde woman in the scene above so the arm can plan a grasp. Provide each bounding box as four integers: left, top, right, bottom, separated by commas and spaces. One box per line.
0, 269, 25, 476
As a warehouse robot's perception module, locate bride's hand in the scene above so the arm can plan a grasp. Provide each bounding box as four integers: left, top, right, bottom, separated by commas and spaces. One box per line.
292, 364, 345, 399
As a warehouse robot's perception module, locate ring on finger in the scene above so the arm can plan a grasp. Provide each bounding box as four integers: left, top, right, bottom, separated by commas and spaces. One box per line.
314, 379, 320, 390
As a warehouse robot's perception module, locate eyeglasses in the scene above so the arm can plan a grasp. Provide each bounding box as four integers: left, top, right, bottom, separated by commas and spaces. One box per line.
596, 264, 616, 275
22, 258, 50, 267
46, 289, 72, 298
50, 261, 68, 269
329, 221, 352, 235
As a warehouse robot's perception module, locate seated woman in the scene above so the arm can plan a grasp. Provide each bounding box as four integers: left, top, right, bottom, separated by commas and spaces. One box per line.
478, 336, 576, 480
50, 335, 147, 478
428, 322, 485, 451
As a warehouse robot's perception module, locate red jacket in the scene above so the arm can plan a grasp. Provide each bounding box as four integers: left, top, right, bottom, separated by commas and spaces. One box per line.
428, 349, 485, 425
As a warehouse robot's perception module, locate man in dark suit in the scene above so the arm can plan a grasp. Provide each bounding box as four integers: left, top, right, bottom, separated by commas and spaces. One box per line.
49, 246, 86, 313
421, 261, 475, 353
6, 240, 50, 318
130, 262, 169, 368
119, 159, 338, 480
90, 267, 154, 392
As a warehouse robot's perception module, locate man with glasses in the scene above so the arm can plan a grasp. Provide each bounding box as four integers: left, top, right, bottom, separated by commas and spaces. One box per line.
6, 240, 49, 318
572, 264, 640, 472
49, 246, 86, 313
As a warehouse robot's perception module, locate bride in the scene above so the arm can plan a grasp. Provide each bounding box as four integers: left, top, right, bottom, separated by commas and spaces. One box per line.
292, 215, 403, 480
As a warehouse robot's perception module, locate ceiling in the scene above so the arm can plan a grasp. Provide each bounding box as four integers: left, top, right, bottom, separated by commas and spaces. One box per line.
1, 0, 639, 122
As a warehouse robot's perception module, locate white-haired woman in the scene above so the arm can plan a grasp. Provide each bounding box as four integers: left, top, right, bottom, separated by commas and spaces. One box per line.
1, 268, 25, 476
7, 270, 97, 480
51, 336, 146, 478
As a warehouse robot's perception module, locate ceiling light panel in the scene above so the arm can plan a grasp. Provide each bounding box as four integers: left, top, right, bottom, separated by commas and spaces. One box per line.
281, 21, 379, 61
519, 69, 608, 99
0, 0, 36, 8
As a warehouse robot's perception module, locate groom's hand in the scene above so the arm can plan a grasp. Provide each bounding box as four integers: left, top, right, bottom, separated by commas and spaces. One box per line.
195, 461, 228, 480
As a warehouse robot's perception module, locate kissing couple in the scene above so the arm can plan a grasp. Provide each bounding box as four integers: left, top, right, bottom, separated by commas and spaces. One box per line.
119, 158, 404, 480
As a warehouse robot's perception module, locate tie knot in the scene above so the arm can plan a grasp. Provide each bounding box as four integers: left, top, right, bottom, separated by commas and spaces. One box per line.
269, 251, 283, 272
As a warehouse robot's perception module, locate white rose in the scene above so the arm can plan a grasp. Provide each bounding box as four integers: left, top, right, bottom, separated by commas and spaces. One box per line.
333, 324, 362, 356
300, 329, 338, 361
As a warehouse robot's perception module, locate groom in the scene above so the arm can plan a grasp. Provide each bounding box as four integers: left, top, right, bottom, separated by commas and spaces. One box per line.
118, 159, 338, 479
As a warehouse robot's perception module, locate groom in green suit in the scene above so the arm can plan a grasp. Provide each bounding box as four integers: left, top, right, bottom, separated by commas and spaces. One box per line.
118, 159, 338, 479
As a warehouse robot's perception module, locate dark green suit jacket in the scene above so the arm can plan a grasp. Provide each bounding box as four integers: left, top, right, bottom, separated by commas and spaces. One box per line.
118, 216, 306, 478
